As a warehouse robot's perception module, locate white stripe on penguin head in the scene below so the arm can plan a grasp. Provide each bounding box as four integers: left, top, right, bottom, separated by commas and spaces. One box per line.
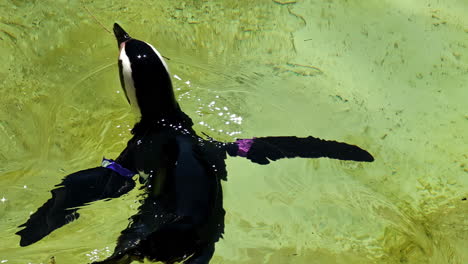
147, 43, 171, 81
119, 46, 140, 112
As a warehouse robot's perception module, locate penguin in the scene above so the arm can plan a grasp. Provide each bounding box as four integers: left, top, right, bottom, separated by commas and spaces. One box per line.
16, 23, 374, 264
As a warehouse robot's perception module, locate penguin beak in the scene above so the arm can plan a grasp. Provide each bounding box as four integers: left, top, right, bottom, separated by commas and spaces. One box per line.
113, 23, 132, 48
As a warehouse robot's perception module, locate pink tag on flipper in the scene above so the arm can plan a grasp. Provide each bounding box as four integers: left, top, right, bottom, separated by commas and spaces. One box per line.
235, 139, 254, 157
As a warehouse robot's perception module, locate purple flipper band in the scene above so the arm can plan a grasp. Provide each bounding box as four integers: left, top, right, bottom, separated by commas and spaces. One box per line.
235, 139, 254, 157
102, 158, 136, 178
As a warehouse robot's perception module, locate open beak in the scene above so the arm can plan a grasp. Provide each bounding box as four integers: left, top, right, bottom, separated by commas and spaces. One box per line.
113, 23, 132, 48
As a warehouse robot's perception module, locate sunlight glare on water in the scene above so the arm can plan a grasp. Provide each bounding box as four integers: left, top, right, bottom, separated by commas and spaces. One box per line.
0, 0, 467, 263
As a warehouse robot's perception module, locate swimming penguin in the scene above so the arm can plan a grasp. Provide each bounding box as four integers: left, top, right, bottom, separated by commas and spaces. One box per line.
16, 23, 374, 264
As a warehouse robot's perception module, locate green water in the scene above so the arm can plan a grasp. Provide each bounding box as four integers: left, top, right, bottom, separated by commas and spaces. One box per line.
1, 0, 467, 263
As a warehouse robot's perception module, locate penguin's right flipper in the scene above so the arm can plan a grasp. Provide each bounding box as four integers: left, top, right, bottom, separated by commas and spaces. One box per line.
16, 167, 135, 247
226, 136, 374, 164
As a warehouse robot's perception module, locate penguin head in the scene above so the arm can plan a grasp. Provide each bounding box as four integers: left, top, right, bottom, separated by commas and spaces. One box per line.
113, 23, 179, 119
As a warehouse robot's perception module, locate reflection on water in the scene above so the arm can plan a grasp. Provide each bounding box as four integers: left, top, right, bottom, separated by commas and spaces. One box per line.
0, 0, 467, 263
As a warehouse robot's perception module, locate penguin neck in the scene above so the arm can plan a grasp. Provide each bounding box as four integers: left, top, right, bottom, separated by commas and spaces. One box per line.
129, 65, 194, 134
133, 100, 194, 135
135, 85, 180, 119
126, 56, 182, 121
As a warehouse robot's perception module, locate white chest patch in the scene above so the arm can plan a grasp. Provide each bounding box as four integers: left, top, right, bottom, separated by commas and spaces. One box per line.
119, 48, 139, 112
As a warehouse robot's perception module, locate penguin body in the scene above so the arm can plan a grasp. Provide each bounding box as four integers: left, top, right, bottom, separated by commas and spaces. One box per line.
16, 24, 374, 264
105, 130, 225, 264
103, 118, 227, 263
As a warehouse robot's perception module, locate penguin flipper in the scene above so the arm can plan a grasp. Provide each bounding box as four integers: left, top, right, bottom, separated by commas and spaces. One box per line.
227, 136, 374, 164
16, 167, 135, 247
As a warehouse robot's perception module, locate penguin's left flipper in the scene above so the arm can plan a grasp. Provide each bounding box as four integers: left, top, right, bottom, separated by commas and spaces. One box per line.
226, 136, 374, 164
16, 167, 135, 247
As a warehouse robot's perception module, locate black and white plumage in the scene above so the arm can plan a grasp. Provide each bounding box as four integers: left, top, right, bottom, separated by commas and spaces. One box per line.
16, 23, 374, 264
